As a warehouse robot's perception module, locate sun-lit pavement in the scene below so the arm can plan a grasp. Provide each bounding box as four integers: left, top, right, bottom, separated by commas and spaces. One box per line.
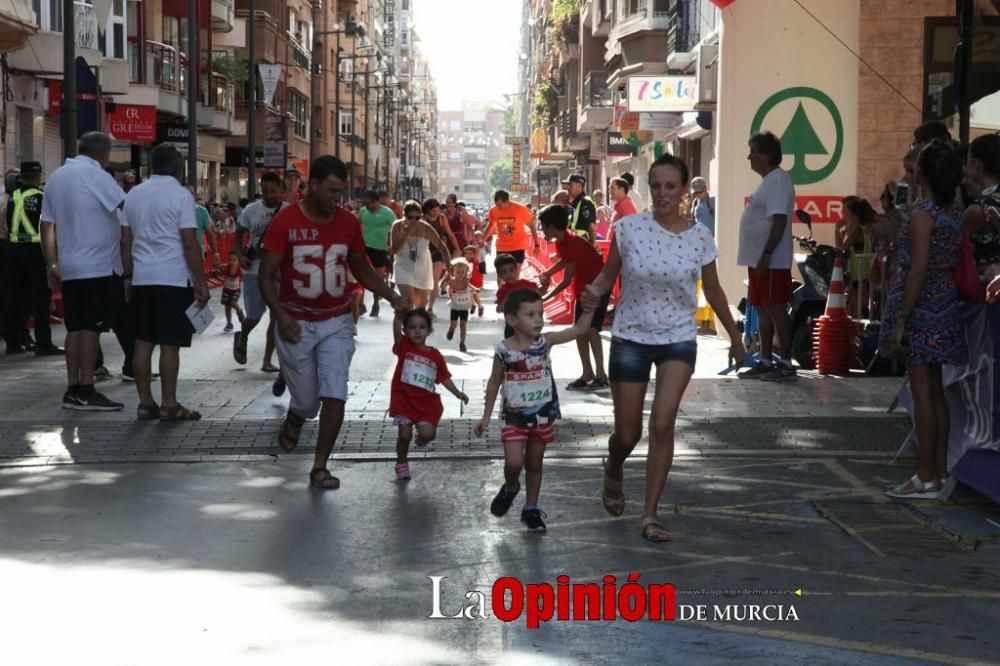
1, 283, 999, 664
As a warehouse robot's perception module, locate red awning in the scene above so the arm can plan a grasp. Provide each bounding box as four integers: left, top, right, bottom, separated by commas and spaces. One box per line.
710, 0, 737, 8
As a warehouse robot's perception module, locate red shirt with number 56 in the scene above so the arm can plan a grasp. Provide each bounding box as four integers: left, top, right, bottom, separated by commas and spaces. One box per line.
262, 203, 366, 321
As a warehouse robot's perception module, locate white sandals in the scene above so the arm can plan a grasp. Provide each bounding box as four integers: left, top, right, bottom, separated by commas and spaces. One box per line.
885, 474, 942, 499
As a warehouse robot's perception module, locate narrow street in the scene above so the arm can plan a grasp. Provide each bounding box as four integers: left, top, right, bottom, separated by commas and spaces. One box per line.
1, 284, 998, 665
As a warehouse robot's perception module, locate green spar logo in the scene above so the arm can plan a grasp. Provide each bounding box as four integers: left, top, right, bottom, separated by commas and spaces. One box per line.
750, 87, 843, 186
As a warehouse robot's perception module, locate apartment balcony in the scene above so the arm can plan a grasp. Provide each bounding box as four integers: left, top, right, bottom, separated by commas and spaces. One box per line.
289, 34, 311, 70
605, 1, 674, 85
119, 41, 233, 134
613, 3, 672, 42
0, 0, 37, 53
212, 0, 235, 33
198, 72, 235, 136
6, 1, 102, 74
578, 70, 613, 132
581, 0, 612, 37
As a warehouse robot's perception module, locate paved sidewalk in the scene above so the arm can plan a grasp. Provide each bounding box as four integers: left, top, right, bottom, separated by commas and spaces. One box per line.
0, 373, 911, 464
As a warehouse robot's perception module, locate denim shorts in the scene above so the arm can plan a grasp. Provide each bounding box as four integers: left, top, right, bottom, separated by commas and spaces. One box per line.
609, 337, 697, 382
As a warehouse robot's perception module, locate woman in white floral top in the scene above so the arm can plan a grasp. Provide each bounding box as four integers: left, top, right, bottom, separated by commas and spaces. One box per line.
583, 153, 745, 543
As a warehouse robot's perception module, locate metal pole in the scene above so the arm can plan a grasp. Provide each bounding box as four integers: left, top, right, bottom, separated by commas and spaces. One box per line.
350, 61, 356, 197
62, 0, 77, 158
310, 0, 322, 164
334, 31, 340, 160
187, 0, 198, 188
363, 64, 370, 190
958, 0, 973, 147
248, 0, 257, 197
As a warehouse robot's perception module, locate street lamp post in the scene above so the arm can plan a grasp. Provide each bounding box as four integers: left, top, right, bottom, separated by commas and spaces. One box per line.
312, 16, 361, 163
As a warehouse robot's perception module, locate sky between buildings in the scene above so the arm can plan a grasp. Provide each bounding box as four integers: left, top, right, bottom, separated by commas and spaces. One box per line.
413, 0, 521, 111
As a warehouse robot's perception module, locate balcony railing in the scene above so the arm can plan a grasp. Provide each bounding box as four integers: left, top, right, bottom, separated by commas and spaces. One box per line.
201, 72, 234, 112
558, 109, 577, 138
583, 71, 612, 108
289, 33, 311, 70
146, 40, 187, 94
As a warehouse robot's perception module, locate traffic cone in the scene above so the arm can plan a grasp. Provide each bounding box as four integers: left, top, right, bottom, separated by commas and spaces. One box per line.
823, 256, 848, 319
815, 256, 854, 376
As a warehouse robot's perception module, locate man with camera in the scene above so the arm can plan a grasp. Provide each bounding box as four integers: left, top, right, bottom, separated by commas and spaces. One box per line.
234, 172, 287, 373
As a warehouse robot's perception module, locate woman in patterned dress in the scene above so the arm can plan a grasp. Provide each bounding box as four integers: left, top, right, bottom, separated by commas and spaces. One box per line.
881, 140, 967, 499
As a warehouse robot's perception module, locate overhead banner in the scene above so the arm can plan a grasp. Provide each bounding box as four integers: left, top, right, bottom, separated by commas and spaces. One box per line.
626, 76, 697, 113
258, 64, 283, 106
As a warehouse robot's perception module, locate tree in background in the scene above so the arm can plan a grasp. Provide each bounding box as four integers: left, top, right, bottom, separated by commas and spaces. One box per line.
488, 159, 513, 192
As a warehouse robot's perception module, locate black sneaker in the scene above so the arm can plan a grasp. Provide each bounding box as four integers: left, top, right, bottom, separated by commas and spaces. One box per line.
61, 391, 82, 409
369, 302, 380, 317
5, 344, 26, 355
233, 332, 247, 365
72, 390, 124, 412
35, 345, 66, 357
272, 373, 286, 397
521, 508, 548, 532
446, 329, 455, 341
490, 482, 520, 517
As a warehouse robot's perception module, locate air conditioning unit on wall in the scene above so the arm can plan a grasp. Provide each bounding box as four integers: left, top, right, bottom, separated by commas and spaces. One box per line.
696, 44, 719, 109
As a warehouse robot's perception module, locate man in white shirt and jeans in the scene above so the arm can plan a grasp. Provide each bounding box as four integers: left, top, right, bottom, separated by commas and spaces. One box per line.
737, 131, 797, 382
41, 132, 127, 411
233, 171, 286, 372
121, 144, 210, 421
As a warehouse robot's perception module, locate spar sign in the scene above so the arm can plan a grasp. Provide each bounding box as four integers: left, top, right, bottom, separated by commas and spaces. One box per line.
750, 87, 844, 186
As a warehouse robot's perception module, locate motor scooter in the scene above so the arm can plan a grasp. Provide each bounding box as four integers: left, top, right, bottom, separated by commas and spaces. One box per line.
789, 210, 845, 369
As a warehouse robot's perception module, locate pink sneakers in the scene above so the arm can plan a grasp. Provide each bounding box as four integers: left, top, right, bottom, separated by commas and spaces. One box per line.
394, 463, 411, 481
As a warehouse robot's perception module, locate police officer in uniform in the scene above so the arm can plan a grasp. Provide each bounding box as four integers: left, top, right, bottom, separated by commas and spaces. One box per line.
3, 162, 64, 356
567, 174, 597, 244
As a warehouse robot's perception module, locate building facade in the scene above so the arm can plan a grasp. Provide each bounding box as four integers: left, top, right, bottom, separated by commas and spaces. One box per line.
523, 0, 1000, 302
437, 102, 506, 207
0, 0, 438, 204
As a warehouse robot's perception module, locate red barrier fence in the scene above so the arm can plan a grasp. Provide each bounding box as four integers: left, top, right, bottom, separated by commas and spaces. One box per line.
204, 233, 235, 287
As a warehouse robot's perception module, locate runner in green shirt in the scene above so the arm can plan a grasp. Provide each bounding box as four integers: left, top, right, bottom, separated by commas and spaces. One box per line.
192, 192, 220, 268
358, 189, 397, 317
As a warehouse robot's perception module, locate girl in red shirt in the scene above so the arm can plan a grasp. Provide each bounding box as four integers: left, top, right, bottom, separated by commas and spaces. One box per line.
464, 244, 485, 316
389, 308, 469, 480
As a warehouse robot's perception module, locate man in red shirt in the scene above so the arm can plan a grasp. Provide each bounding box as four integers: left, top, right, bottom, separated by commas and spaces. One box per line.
259, 155, 408, 489
537, 204, 609, 391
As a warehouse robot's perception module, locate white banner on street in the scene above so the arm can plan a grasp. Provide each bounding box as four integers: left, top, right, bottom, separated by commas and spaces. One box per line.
258, 64, 283, 106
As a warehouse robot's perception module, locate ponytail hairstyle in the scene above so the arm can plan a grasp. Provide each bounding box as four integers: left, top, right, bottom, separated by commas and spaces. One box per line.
917, 140, 963, 207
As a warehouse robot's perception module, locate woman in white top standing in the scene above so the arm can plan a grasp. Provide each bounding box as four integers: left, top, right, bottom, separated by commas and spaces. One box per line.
390, 200, 451, 310
583, 153, 745, 543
